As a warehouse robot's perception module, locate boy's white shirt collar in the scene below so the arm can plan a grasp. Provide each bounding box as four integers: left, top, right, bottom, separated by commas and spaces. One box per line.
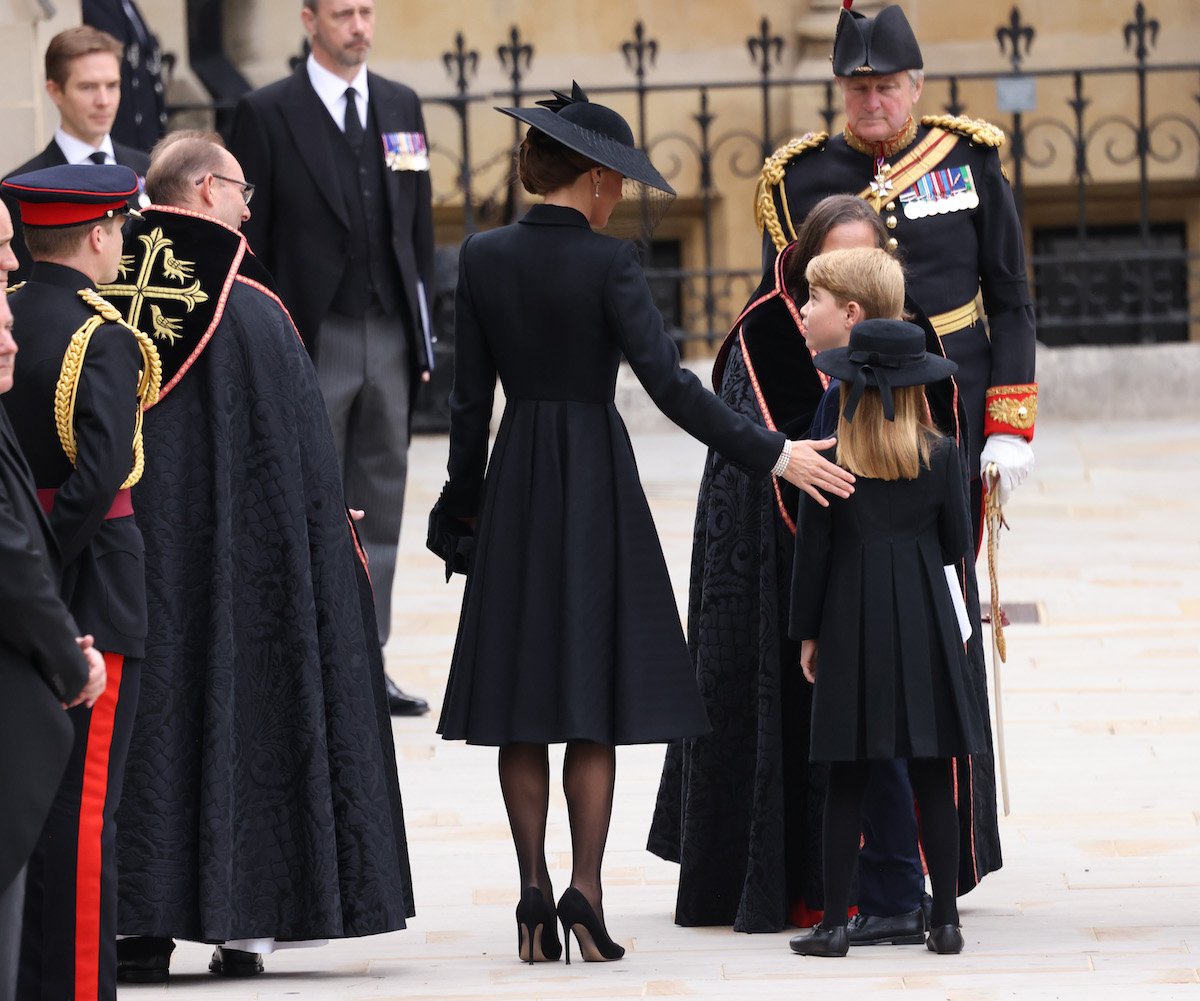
307, 53, 370, 129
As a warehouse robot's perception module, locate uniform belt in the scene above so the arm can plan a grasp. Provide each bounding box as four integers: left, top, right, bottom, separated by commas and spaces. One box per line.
37, 487, 134, 519
928, 300, 981, 338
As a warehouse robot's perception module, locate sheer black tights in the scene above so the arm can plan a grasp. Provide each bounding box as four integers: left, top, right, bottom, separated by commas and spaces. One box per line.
498, 741, 616, 918
821, 758, 960, 929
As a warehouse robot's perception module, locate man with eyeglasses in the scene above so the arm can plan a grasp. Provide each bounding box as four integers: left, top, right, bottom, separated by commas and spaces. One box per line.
102, 132, 414, 983
3, 26, 150, 283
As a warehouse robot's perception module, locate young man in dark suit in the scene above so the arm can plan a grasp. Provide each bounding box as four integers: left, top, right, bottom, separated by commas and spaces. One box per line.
0, 197, 106, 1001
1, 164, 159, 1001
2, 26, 151, 282
229, 0, 434, 716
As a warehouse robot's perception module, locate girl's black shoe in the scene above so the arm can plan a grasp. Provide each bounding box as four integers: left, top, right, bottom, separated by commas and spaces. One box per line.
789, 924, 850, 957
557, 887, 625, 963
926, 924, 964, 954
516, 886, 562, 963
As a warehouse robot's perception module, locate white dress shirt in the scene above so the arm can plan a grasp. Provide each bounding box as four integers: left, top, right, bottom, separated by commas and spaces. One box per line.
54, 129, 116, 165
306, 54, 369, 133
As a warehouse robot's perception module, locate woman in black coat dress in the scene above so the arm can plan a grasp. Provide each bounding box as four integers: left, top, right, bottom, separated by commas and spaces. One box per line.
787, 320, 989, 958
429, 84, 855, 964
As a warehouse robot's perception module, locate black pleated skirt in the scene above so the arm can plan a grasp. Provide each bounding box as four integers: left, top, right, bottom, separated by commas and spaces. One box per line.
809, 535, 988, 762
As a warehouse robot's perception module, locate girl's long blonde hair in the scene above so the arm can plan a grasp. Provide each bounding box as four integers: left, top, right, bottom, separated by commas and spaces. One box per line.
835, 383, 941, 480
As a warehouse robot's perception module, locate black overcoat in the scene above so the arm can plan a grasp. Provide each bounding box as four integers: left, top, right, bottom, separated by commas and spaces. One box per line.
0, 405, 88, 893
435, 204, 785, 746
791, 437, 989, 761
229, 66, 434, 377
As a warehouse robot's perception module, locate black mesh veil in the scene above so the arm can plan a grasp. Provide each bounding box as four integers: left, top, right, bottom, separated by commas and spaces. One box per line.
603, 178, 675, 243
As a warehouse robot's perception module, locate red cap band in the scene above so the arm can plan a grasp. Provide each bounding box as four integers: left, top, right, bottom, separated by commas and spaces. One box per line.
18, 199, 130, 228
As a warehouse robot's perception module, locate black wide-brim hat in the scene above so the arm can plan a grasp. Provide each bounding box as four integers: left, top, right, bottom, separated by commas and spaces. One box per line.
814, 318, 956, 421
832, 3, 924, 77
497, 82, 675, 196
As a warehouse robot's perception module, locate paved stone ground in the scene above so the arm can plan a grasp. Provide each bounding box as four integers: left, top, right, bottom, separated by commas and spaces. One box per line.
122, 419, 1200, 1000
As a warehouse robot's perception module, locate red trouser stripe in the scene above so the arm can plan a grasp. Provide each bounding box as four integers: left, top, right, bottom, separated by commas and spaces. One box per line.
74, 652, 122, 1001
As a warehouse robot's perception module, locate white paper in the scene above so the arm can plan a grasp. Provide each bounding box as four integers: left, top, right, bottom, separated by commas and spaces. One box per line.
944, 564, 972, 642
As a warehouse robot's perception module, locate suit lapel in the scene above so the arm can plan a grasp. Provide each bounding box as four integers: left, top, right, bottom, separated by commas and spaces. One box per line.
43, 141, 67, 167
281, 70, 351, 229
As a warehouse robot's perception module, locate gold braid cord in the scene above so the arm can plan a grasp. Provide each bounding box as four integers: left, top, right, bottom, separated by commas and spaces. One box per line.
54, 290, 163, 490
755, 131, 828, 252
921, 113, 1006, 148
984, 466, 1007, 662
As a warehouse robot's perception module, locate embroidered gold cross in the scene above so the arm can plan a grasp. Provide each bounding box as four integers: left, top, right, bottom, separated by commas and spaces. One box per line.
100, 228, 209, 345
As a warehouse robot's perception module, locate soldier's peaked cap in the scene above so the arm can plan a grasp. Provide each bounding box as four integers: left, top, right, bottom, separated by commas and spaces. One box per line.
1, 164, 139, 228
832, 3, 923, 77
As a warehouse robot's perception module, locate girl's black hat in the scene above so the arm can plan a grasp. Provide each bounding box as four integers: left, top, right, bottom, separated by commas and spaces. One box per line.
497, 82, 675, 196
813, 318, 957, 421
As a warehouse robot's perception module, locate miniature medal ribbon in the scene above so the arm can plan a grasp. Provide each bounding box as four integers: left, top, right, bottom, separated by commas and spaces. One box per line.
382, 131, 429, 172
899, 164, 979, 219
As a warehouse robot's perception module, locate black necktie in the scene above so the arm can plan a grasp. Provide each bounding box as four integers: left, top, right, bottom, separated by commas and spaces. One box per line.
89, 151, 107, 164
343, 87, 364, 150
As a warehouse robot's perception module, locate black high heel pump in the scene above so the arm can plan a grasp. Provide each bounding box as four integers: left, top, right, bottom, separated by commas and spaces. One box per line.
557, 887, 625, 964
515, 886, 562, 963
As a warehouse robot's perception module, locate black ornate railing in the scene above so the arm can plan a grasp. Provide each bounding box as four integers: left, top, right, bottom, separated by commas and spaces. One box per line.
172, 2, 1200, 353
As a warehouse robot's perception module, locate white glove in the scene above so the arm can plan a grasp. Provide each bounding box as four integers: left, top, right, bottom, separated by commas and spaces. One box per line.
980, 433, 1034, 506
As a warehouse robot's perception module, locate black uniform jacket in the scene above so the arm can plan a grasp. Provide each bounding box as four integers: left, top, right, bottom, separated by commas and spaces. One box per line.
2, 139, 150, 283
229, 66, 435, 373
763, 124, 1035, 469
0, 405, 88, 893
3, 263, 148, 657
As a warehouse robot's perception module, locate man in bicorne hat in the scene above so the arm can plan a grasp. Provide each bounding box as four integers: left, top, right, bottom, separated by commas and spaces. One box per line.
1, 163, 159, 1001
755, 2, 1020, 947
759, 4, 1035, 512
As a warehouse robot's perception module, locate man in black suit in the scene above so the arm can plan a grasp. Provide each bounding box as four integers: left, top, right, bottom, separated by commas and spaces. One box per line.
3, 26, 151, 282
229, 0, 434, 716
0, 196, 107, 1001
1, 165, 159, 1001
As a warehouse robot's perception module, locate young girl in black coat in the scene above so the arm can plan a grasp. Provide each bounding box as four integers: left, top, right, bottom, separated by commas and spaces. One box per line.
789, 318, 989, 957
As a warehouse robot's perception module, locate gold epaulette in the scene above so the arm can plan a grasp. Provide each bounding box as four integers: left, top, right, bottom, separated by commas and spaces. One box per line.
5, 281, 25, 295
921, 114, 1006, 148
755, 131, 829, 252
53, 289, 163, 490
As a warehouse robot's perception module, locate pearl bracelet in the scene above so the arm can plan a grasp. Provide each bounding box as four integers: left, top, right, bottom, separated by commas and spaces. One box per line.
770, 439, 792, 478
